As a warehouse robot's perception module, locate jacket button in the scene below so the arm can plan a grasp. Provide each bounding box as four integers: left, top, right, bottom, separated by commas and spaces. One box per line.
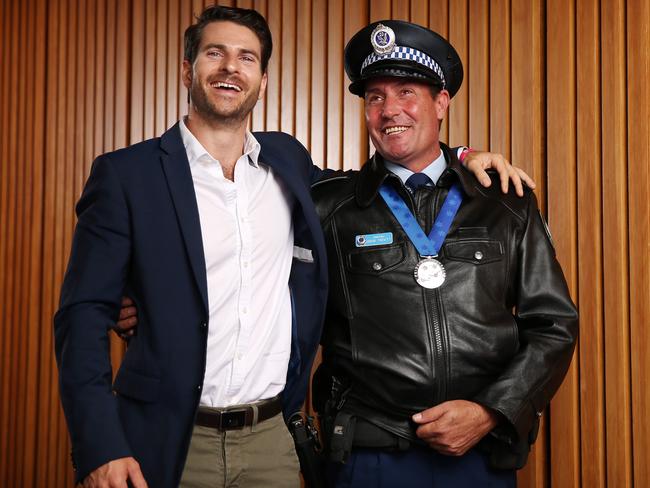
474, 251, 484, 260
200, 321, 207, 330
197, 385, 202, 391
372, 262, 383, 271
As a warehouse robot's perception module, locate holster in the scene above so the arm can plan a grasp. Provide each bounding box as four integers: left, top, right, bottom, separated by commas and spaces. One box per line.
287, 412, 325, 488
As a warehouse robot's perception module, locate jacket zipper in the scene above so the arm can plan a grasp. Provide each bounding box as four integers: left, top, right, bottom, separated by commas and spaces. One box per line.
424, 188, 447, 405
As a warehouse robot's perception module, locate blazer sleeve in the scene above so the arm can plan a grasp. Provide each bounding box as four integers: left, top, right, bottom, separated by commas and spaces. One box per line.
471, 191, 579, 441
54, 154, 133, 482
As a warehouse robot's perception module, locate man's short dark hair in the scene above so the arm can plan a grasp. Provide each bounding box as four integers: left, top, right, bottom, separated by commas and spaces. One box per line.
184, 5, 273, 72
428, 83, 443, 99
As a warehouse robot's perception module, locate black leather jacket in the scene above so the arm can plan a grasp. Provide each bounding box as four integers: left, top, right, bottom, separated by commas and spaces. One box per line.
312, 145, 578, 466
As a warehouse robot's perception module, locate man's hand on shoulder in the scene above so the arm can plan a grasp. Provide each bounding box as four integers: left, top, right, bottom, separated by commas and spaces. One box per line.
462, 150, 536, 197
82, 457, 148, 488
411, 400, 499, 456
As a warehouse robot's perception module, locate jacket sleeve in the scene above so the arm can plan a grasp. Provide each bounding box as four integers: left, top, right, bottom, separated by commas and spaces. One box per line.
53, 155, 133, 482
472, 191, 579, 441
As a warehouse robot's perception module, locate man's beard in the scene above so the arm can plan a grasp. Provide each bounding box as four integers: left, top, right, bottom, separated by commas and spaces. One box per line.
190, 78, 260, 127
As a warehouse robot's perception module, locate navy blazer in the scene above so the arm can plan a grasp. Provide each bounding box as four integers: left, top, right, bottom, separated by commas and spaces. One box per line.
54, 124, 328, 486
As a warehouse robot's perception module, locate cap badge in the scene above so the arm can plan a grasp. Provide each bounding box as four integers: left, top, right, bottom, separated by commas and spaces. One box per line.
370, 23, 396, 55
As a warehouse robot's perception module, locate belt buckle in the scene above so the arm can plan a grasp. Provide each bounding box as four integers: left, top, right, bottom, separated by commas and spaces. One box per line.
220, 409, 248, 430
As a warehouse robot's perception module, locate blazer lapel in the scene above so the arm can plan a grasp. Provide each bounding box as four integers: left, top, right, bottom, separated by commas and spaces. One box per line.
159, 124, 209, 315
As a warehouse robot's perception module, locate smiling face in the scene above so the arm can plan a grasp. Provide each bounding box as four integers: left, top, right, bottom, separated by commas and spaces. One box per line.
182, 20, 268, 127
364, 77, 450, 172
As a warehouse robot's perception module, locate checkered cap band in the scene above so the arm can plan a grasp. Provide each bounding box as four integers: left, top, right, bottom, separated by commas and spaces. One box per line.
360, 45, 446, 87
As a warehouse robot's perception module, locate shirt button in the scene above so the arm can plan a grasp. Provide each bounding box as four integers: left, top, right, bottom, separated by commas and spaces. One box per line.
242, 308, 248, 314
243, 262, 248, 268
474, 251, 484, 260
372, 262, 383, 271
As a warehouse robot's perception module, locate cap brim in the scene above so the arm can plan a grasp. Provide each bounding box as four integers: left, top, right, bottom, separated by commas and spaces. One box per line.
348, 63, 443, 96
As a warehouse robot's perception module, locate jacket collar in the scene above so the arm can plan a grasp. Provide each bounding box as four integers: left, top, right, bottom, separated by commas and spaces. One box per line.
355, 143, 481, 207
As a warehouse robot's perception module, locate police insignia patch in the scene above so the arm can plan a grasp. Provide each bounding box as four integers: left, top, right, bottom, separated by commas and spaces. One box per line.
370, 23, 396, 54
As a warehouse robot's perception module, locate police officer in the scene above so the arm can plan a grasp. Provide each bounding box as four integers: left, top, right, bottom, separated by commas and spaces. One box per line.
312, 20, 578, 487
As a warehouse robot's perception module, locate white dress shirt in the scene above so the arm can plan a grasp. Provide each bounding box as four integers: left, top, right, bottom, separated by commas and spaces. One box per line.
179, 119, 294, 407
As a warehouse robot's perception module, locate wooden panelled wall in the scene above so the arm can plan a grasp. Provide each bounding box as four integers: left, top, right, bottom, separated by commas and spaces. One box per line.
1, 0, 649, 486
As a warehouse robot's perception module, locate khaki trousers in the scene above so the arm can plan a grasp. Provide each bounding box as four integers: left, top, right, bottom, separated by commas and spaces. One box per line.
179, 411, 300, 488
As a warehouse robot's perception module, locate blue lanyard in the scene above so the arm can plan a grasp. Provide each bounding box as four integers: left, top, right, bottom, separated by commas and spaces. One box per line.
378, 183, 463, 256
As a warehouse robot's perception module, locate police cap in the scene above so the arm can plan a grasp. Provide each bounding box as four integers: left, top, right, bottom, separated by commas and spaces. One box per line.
344, 20, 463, 98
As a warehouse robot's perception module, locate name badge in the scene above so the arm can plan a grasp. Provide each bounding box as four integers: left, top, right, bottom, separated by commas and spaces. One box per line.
355, 232, 393, 247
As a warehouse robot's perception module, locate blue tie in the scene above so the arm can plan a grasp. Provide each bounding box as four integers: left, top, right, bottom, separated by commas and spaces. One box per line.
405, 173, 432, 192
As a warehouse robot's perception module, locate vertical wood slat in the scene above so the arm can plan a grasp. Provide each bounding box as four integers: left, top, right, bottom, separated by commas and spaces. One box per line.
264, 0, 280, 131
326, 0, 343, 168
167, 0, 181, 128
342, 0, 367, 169
131, 0, 145, 144
410, 0, 427, 24
467, 0, 489, 150
576, 1, 606, 487
310, 0, 326, 167
2, 1, 18, 484
250, 0, 267, 131
428, 0, 449, 145
294, 0, 311, 148
115, 0, 130, 148
34, 0, 55, 486
601, 0, 633, 486
511, 0, 544, 194
511, 3, 545, 486
392, 0, 409, 21
280, 0, 296, 135
155, 0, 169, 136
447, 0, 468, 147
178, 0, 193, 120
546, 1, 581, 487
144, 0, 156, 140
23, 0, 46, 484
38, 0, 59, 484
627, 1, 650, 486
13, 0, 29, 485
370, 0, 391, 22
489, 0, 511, 161
0, 0, 11, 481
51, 0, 67, 483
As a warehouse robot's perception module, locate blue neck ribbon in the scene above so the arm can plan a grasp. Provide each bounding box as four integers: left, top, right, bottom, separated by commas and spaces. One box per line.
378, 183, 463, 257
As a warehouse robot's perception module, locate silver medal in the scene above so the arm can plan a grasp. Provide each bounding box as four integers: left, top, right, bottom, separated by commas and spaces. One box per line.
414, 257, 446, 289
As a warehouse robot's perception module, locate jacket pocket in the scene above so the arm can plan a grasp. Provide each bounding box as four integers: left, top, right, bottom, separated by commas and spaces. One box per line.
345, 242, 406, 276
444, 239, 503, 265
113, 367, 160, 403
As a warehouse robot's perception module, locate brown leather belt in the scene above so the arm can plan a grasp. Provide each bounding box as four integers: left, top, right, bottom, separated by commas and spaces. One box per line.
195, 394, 283, 430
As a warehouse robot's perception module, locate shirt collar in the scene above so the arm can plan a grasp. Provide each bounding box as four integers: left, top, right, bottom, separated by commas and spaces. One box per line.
178, 117, 261, 168
355, 144, 480, 208
383, 150, 447, 186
